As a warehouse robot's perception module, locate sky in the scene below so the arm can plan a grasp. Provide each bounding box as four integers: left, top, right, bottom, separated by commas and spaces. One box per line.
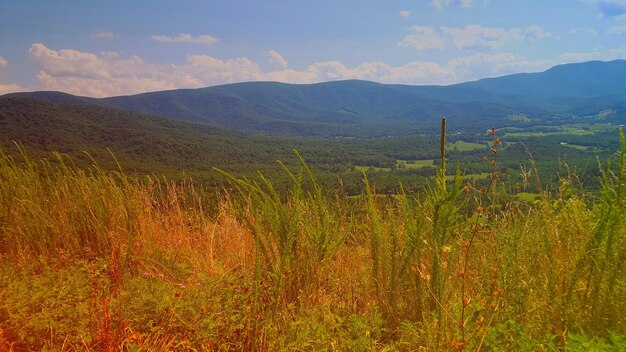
1, 0, 626, 97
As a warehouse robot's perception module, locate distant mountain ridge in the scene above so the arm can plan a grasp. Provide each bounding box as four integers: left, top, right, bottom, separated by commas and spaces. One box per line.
457, 60, 626, 98
4, 60, 626, 136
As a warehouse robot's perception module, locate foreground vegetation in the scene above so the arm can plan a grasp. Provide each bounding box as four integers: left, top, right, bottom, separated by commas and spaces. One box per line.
0, 129, 624, 351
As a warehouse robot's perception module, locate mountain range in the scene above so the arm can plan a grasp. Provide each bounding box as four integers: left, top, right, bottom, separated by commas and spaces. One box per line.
4, 60, 626, 137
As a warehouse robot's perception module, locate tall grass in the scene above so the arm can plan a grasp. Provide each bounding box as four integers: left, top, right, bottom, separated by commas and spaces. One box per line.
0, 130, 624, 350
567, 128, 626, 334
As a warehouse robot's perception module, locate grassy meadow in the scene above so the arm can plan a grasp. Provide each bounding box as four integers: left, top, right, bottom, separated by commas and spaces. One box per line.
0, 129, 625, 351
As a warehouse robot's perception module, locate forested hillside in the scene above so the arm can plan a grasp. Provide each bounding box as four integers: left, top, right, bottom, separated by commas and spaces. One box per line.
6, 60, 626, 137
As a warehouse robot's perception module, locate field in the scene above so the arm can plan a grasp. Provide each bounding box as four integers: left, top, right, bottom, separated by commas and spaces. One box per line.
397, 159, 435, 169
502, 123, 614, 138
355, 165, 392, 172
0, 129, 624, 351
447, 141, 486, 152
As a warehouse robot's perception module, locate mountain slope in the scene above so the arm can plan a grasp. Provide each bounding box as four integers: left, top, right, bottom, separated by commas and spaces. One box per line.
0, 97, 301, 178
457, 60, 626, 98
0, 97, 441, 182
5, 60, 626, 136
111, 80, 539, 135
3, 82, 538, 136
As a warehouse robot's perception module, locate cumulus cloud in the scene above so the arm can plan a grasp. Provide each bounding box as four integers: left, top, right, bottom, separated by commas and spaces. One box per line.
24, 43, 565, 97
90, 31, 114, 40
448, 53, 553, 79
261, 54, 553, 85
400, 25, 550, 53
263, 60, 454, 84
399, 10, 411, 18
265, 50, 289, 68
151, 34, 218, 46
441, 25, 523, 49
29, 43, 262, 96
27, 43, 444, 96
29, 43, 114, 80
399, 26, 446, 53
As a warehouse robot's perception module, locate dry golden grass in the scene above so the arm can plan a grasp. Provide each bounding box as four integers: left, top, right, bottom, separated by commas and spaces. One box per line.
0, 136, 624, 350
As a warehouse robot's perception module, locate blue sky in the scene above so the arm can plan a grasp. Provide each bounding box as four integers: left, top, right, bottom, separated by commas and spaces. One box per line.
1, 0, 626, 97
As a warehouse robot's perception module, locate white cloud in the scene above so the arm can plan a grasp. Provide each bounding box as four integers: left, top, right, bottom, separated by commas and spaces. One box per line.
35, 43, 626, 98
29, 43, 113, 80
263, 60, 453, 85
151, 34, 218, 46
399, 26, 446, 53
265, 50, 289, 68
258, 53, 556, 86
400, 25, 550, 53
29, 43, 182, 96
569, 26, 599, 36
399, 10, 411, 18
24, 43, 453, 96
29, 43, 284, 96
90, 31, 114, 40
441, 25, 523, 49
448, 53, 553, 80
25, 43, 562, 97
607, 25, 626, 34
